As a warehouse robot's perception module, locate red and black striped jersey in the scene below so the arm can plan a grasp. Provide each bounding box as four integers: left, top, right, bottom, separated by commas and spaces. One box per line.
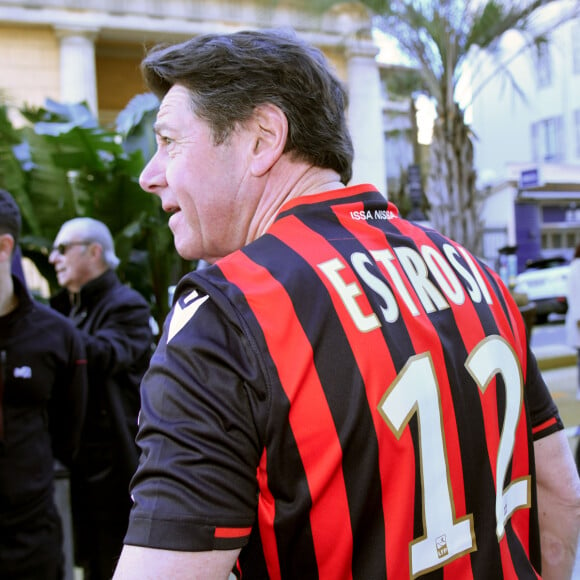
126, 185, 562, 579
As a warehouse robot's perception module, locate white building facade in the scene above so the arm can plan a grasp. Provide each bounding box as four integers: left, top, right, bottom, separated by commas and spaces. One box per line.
471, 0, 580, 271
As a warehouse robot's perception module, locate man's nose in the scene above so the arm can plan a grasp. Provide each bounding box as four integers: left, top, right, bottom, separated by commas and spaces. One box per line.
48, 248, 62, 264
139, 153, 166, 195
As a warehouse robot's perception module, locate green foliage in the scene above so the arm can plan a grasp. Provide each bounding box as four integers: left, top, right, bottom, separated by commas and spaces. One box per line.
0, 96, 191, 331
255, 0, 389, 16
383, 67, 425, 99
0, 107, 33, 231
375, 0, 561, 109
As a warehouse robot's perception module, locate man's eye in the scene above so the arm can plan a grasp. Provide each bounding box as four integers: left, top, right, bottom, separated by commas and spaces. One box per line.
161, 136, 174, 146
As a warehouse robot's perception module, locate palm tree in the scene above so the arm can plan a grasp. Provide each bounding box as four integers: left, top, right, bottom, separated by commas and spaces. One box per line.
370, 0, 572, 255
265, 0, 570, 254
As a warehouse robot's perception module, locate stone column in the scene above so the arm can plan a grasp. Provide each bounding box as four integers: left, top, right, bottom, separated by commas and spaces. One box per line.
346, 37, 387, 193
55, 27, 99, 114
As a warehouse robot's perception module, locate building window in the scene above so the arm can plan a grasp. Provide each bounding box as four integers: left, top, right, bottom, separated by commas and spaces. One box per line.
575, 109, 580, 157
573, 18, 580, 74
531, 117, 564, 162
531, 123, 539, 162
535, 42, 552, 88
542, 227, 580, 254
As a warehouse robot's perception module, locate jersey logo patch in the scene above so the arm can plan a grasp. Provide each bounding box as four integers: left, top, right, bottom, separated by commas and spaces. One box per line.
167, 289, 209, 343
14, 366, 32, 379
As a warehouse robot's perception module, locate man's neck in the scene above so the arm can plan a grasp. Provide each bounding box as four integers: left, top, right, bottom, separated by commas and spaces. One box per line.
0, 275, 18, 317
66, 267, 110, 295
246, 162, 345, 246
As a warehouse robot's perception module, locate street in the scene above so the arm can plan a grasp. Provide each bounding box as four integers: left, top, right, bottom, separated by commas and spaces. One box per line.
530, 316, 567, 349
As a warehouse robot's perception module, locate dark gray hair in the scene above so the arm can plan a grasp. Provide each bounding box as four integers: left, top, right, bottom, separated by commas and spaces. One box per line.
141, 29, 354, 184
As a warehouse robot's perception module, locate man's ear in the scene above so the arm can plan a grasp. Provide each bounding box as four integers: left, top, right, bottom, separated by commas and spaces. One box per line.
88, 242, 103, 261
0, 234, 15, 264
249, 103, 288, 177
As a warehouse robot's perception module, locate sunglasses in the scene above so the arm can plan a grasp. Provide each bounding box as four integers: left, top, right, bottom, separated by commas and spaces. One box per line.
50, 241, 92, 255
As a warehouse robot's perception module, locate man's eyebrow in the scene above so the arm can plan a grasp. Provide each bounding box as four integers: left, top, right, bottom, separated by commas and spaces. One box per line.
153, 122, 171, 135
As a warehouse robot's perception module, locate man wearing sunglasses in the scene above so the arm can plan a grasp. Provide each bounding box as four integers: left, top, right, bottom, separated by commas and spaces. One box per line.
49, 217, 153, 580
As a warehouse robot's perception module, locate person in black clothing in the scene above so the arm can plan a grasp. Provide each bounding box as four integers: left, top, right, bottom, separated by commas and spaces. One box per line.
0, 189, 87, 579
49, 217, 153, 580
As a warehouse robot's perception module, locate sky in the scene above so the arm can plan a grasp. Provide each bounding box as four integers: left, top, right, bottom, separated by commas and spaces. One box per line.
373, 28, 415, 67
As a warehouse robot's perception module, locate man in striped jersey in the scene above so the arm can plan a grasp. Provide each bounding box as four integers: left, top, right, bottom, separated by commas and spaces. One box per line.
114, 29, 580, 579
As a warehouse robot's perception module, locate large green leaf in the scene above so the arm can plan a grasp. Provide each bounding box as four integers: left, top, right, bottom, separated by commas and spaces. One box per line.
0, 96, 191, 331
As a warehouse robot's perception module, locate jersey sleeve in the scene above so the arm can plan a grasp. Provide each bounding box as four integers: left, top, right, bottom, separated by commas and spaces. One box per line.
525, 346, 563, 440
124, 285, 268, 552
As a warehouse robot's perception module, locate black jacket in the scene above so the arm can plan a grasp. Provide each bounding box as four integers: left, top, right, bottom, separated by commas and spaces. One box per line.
0, 275, 87, 527
50, 269, 153, 489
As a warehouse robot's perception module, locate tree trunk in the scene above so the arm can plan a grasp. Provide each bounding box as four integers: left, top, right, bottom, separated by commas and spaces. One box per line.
426, 103, 483, 257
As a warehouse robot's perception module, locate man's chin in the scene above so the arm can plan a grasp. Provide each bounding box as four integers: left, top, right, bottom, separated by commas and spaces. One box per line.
173, 235, 214, 263
173, 240, 198, 262
56, 275, 70, 289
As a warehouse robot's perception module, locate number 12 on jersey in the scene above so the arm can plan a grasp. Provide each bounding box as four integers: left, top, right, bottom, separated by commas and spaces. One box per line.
378, 335, 530, 577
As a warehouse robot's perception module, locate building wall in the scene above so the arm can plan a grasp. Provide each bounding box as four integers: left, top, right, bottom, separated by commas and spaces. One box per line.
96, 41, 148, 125
0, 24, 147, 127
0, 0, 370, 120
471, 2, 580, 268
472, 6, 580, 183
0, 1, 387, 189
471, 32, 536, 182
0, 25, 60, 109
